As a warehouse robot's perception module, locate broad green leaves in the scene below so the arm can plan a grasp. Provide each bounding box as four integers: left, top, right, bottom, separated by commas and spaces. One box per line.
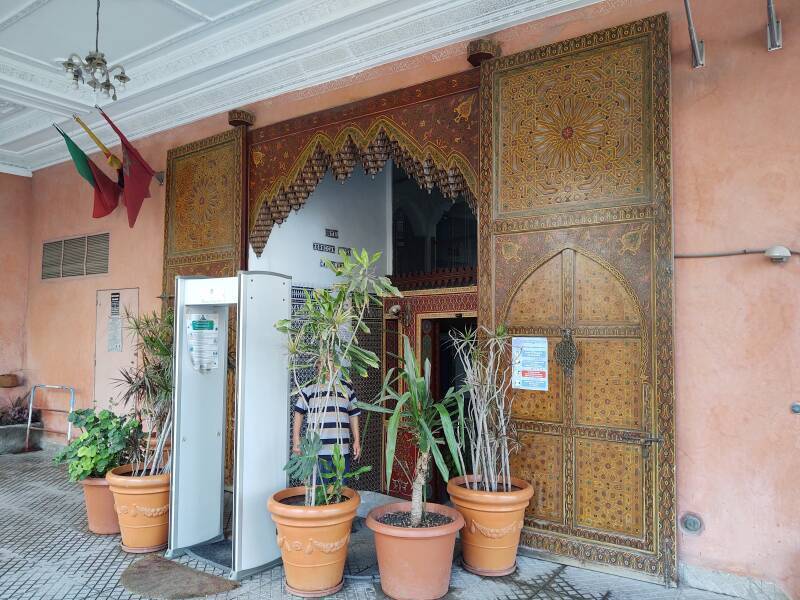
53, 409, 140, 482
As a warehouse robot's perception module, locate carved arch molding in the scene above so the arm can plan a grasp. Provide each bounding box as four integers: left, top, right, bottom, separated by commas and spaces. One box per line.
247, 70, 480, 256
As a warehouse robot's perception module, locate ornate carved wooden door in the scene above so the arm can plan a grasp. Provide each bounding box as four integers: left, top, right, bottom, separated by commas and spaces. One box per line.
478, 15, 675, 583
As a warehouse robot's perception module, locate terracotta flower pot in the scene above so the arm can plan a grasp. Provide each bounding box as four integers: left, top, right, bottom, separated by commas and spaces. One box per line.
106, 464, 170, 553
268, 486, 360, 598
80, 476, 120, 534
447, 475, 533, 576
366, 501, 464, 600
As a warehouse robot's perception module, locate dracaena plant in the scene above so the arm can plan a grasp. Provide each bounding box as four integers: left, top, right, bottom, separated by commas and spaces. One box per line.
450, 325, 520, 493
276, 249, 400, 506
360, 335, 465, 527
116, 308, 174, 476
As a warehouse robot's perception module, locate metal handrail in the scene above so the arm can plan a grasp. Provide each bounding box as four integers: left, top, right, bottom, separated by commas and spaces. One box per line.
25, 384, 76, 450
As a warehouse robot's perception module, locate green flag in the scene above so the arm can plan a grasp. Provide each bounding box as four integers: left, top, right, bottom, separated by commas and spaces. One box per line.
55, 125, 94, 186
54, 124, 120, 218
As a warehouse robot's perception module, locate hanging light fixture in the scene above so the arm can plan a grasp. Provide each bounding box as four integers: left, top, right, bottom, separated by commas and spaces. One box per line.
61, 0, 130, 101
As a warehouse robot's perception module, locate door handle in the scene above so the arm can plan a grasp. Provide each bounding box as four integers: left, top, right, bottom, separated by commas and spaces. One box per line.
619, 432, 662, 458
554, 328, 579, 376
642, 436, 662, 459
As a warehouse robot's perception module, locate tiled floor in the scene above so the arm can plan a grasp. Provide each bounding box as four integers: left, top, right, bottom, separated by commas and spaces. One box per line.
0, 450, 741, 600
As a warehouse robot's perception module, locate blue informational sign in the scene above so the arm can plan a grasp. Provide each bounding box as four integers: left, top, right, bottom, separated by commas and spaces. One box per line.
512, 337, 548, 391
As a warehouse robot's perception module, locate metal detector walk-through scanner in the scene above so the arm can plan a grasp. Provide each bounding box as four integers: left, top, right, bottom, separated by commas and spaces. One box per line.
166, 272, 290, 580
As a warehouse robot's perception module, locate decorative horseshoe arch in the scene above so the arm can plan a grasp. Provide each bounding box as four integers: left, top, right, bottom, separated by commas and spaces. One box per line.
247, 70, 480, 256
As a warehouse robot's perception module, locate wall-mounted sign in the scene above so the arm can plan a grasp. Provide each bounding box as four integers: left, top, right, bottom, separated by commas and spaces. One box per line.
320, 259, 344, 269
313, 242, 336, 253
338, 247, 352, 256
187, 312, 220, 371
107, 292, 122, 353
511, 336, 548, 391
325, 228, 339, 239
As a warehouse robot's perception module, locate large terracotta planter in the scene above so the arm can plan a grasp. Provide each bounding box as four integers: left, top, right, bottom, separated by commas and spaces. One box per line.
106, 464, 170, 553
447, 475, 533, 576
268, 486, 360, 598
80, 476, 120, 534
366, 501, 464, 600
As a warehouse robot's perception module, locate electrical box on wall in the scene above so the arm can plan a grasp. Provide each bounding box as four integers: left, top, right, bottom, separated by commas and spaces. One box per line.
94, 288, 139, 413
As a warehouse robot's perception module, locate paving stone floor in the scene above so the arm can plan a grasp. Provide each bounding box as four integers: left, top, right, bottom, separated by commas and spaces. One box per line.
0, 450, 741, 600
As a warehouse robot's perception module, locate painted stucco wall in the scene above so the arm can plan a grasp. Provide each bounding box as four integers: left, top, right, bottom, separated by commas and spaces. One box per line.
0, 172, 33, 405
10, 0, 800, 596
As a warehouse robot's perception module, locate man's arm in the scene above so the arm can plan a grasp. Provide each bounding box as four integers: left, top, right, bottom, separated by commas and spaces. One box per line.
292, 413, 304, 455
350, 414, 361, 460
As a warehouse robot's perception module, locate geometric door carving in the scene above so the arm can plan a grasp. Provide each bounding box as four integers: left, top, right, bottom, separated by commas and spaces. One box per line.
478, 15, 675, 583
163, 126, 248, 486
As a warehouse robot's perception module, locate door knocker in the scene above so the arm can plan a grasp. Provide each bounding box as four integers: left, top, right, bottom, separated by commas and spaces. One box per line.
554, 328, 579, 376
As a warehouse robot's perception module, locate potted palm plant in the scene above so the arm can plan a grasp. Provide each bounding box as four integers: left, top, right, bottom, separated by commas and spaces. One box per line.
446, 326, 533, 576
362, 335, 465, 600
53, 408, 140, 534
267, 249, 399, 598
106, 309, 174, 553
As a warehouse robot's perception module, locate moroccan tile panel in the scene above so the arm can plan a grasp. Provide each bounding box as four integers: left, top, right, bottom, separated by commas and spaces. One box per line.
574, 437, 643, 537
512, 431, 564, 524
575, 338, 642, 430
575, 252, 640, 325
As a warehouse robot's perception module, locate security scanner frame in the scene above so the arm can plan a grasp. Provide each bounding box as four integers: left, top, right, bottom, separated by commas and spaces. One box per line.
166, 271, 290, 580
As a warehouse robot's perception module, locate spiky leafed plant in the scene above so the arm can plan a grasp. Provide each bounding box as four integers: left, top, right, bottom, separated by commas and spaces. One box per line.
115, 308, 174, 476
450, 325, 519, 493
361, 335, 465, 526
276, 249, 400, 506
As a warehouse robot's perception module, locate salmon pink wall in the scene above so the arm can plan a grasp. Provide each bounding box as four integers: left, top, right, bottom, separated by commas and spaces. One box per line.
0, 173, 33, 405
16, 0, 800, 596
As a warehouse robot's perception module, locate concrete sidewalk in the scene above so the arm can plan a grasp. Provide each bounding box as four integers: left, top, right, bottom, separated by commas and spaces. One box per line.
0, 450, 740, 600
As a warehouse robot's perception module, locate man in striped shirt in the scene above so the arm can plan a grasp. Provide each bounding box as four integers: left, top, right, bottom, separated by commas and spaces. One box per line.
292, 378, 362, 477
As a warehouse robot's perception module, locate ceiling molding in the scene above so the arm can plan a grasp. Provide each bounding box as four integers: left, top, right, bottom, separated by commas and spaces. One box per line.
0, 0, 600, 173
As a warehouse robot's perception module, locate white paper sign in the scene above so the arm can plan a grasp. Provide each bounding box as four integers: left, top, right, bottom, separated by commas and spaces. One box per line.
187, 312, 220, 371
512, 337, 548, 391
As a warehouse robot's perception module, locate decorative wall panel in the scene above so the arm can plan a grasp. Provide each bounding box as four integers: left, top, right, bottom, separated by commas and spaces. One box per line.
247, 71, 480, 255
479, 15, 675, 583
496, 39, 649, 216
163, 127, 247, 484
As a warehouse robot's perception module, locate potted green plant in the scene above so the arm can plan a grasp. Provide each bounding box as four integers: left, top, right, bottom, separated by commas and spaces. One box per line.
106, 309, 174, 553
53, 409, 140, 534
0, 393, 41, 455
361, 335, 465, 600
267, 249, 399, 598
446, 326, 533, 576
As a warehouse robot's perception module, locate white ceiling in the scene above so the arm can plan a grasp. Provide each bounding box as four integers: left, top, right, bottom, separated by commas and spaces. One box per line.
0, 0, 599, 176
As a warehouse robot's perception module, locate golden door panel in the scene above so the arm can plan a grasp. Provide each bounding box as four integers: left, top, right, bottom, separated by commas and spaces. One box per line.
496, 38, 650, 217
511, 431, 564, 524
505, 254, 562, 327
481, 14, 674, 582
512, 339, 562, 423
574, 438, 643, 538
575, 253, 640, 325
575, 338, 642, 430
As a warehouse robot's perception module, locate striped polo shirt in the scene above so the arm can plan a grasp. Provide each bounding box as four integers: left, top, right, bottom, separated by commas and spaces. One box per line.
294, 380, 360, 456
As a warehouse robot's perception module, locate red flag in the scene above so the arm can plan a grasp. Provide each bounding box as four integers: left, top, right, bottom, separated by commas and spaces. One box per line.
97, 108, 155, 228
87, 160, 120, 218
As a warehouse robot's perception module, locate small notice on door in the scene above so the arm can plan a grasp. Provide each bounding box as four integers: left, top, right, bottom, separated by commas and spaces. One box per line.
512, 337, 548, 391
187, 313, 220, 372
107, 292, 122, 353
